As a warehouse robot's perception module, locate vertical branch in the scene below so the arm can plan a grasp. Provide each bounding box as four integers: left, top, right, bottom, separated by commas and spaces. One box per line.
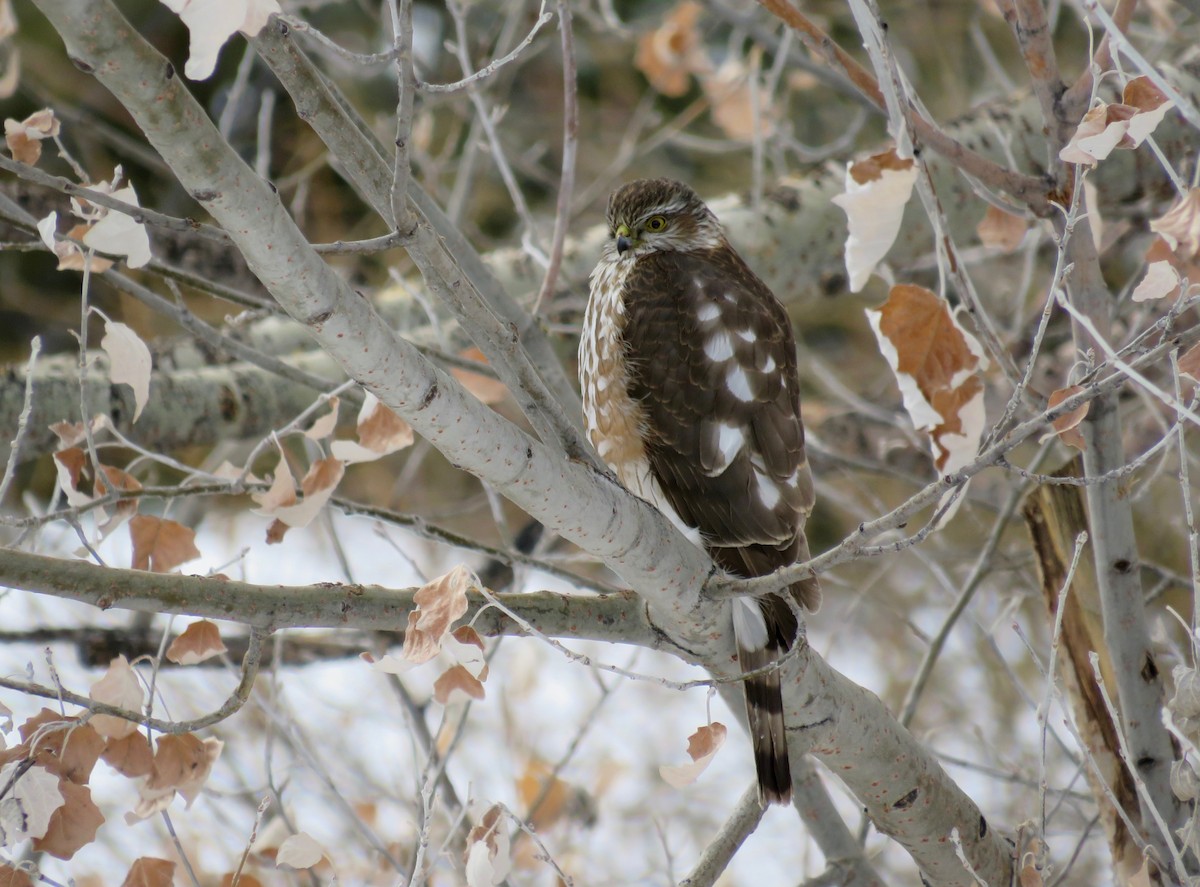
388, 0, 417, 233
531, 0, 577, 315
1062, 212, 1183, 866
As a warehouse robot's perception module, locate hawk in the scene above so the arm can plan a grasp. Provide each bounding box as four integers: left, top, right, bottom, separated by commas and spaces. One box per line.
580, 178, 819, 806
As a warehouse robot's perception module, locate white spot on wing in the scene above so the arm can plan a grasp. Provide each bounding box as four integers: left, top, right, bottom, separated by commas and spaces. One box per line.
705, 330, 734, 362
718, 423, 744, 464
756, 474, 782, 509
735, 328, 757, 343
760, 354, 776, 372
726, 365, 753, 401
696, 301, 720, 323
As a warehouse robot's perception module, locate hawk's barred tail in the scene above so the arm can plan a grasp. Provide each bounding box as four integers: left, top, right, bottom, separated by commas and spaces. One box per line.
733, 596, 798, 806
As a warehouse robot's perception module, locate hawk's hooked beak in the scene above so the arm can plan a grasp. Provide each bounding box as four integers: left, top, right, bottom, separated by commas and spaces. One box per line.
615, 223, 634, 255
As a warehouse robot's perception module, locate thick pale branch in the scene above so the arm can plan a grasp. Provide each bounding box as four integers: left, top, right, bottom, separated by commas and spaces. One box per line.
0, 546, 655, 645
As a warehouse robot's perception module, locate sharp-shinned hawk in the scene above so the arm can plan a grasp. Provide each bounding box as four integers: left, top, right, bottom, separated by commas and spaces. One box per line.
579, 178, 819, 806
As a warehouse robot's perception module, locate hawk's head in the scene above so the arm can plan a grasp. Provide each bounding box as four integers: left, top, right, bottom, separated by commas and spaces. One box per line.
603, 178, 723, 260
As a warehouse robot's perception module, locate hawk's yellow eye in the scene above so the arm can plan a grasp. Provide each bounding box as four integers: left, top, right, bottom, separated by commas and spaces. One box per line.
645, 215, 667, 232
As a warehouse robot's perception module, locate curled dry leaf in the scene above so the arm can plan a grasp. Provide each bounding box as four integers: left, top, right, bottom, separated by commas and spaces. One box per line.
94, 463, 143, 540
275, 832, 327, 869
250, 448, 297, 512
128, 734, 223, 821
464, 803, 511, 887
865, 284, 988, 474
52, 446, 92, 507
161, 0, 282, 80
1059, 79, 1173, 166
976, 204, 1027, 253
1044, 386, 1089, 451
302, 396, 339, 441
119, 857, 175, 887
130, 514, 201, 573
166, 620, 228, 665
1150, 189, 1200, 260
33, 780, 104, 860
659, 722, 727, 788
634, 0, 705, 97
330, 392, 414, 464
256, 456, 344, 541
37, 213, 114, 273
401, 565, 474, 664
516, 759, 589, 832
4, 108, 59, 164
101, 319, 153, 421
831, 149, 917, 292
89, 656, 144, 740
0, 763, 63, 847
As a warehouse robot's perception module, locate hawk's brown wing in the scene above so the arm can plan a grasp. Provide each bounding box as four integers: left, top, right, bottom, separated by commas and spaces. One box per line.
621, 246, 818, 608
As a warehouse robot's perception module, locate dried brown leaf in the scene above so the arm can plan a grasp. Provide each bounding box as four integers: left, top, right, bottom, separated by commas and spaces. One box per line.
32, 780, 104, 860
120, 858, 176, 887
129, 514, 200, 573
17, 711, 104, 784
659, 722, 727, 788
102, 731, 154, 778
403, 565, 474, 664
1178, 342, 1200, 381
976, 205, 1027, 252
1046, 386, 1089, 451
4, 108, 59, 164
166, 620, 228, 665
1151, 189, 1200, 259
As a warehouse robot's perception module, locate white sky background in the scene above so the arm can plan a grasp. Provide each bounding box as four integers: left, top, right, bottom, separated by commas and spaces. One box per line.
1, 500, 1098, 885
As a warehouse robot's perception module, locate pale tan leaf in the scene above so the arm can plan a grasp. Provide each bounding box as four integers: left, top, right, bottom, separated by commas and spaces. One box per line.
161, 0, 282, 80
659, 722, 727, 788
276, 832, 326, 869
303, 396, 339, 440
976, 205, 1027, 252
516, 760, 580, 831
4, 108, 59, 164
1151, 189, 1200, 259
1040, 386, 1089, 450
831, 149, 917, 292
0, 763, 63, 845
129, 515, 200, 573
464, 804, 511, 887
402, 565, 474, 664
166, 620, 228, 665
1132, 260, 1180, 302
84, 185, 151, 268
119, 857, 176, 887
1122, 76, 1174, 145
330, 392, 414, 463
32, 781, 103, 860
250, 450, 297, 512
101, 320, 152, 421
89, 656, 143, 739
700, 57, 773, 142
1059, 102, 1137, 165
865, 284, 988, 472
444, 625, 488, 679
267, 456, 344, 530
433, 664, 486, 704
